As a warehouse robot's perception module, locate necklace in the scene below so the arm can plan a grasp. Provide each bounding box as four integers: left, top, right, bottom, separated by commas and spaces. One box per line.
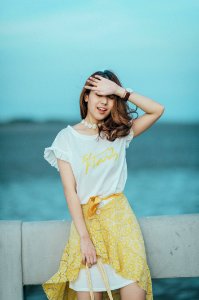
81, 119, 104, 129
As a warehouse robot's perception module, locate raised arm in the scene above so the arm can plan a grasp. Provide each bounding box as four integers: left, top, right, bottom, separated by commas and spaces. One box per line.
85, 75, 165, 138
116, 87, 165, 137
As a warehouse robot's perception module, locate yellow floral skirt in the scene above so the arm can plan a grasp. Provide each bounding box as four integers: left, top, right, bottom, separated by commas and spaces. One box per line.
42, 192, 153, 300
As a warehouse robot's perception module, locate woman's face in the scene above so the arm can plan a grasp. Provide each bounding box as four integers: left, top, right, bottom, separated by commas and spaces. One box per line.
85, 90, 115, 122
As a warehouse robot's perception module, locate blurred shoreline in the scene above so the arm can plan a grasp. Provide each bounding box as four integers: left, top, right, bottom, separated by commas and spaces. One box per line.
0, 118, 199, 126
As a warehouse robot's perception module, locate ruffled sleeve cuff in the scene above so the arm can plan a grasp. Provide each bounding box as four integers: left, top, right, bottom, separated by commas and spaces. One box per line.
43, 128, 71, 172
44, 147, 71, 172
125, 127, 134, 149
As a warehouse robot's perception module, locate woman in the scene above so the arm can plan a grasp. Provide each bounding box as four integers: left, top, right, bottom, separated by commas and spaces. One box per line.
42, 69, 164, 300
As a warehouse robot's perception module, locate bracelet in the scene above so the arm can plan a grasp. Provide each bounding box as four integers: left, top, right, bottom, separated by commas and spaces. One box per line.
123, 91, 131, 101
122, 88, 134, 101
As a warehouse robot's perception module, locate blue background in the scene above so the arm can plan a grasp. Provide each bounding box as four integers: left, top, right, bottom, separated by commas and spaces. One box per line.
0, 1, 199, 299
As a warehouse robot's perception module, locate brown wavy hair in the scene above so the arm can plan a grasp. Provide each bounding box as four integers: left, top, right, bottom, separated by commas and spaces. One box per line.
79, 69, 138, 141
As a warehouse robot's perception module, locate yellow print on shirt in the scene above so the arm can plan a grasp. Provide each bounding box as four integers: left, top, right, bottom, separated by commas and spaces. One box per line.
82, 147, 119, 174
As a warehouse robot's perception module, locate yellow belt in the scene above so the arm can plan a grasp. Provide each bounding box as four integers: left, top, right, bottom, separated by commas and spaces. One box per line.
86, 192, 123, 219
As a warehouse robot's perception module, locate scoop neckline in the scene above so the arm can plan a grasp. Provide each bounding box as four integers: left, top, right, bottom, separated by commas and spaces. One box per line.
67, 125, 99, 139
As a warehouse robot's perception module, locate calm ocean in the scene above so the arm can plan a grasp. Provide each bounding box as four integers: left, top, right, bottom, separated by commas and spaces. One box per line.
0, 121, 199, 299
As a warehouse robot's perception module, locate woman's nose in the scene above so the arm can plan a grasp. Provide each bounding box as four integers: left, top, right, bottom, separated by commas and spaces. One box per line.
101, 97, 109, 103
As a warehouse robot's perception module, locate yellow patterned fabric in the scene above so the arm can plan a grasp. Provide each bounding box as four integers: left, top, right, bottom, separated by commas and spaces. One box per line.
42, 192, 153, 299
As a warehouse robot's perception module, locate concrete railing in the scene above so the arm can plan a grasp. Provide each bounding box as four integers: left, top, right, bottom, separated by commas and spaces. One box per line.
0, 214, 199, 300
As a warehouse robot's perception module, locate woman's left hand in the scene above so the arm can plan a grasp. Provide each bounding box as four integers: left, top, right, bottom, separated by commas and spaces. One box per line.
84, 75, 118, 96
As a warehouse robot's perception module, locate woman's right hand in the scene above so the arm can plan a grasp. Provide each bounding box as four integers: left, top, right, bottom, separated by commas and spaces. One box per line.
80, 236, 97, 267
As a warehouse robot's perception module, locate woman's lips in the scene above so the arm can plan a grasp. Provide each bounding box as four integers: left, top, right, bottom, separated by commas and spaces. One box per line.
97, 107, 107, 113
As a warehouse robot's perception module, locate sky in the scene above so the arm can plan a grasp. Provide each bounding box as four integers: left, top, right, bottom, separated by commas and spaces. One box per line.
0, 0, 199, 123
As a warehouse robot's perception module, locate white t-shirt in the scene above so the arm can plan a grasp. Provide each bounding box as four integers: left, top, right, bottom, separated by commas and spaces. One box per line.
44, 124, 134, 204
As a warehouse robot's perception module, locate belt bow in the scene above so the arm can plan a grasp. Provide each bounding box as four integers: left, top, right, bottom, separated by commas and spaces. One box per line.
87, 192, 123, 219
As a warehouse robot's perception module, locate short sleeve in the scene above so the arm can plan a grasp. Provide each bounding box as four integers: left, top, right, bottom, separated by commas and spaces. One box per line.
44, 129, 71, 172
125, 127, 134, 149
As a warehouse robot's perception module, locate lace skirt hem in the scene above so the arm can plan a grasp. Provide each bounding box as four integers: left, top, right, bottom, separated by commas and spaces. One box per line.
42, 192, 153, 300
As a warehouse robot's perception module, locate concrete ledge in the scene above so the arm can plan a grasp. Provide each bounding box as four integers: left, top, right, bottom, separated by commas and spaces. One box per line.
139, 214, 199, 278
0, 221, 23, 300
0, 214, 199, 300
22, 220, 71, 285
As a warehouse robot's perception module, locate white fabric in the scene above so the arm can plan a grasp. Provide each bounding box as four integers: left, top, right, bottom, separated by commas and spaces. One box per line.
44, 124, 134, 204
69, 261, 135, 291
